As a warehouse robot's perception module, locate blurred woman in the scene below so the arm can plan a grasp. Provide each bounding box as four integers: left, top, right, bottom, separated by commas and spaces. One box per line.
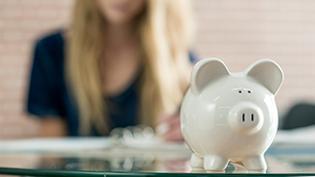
26, 0, 196, 141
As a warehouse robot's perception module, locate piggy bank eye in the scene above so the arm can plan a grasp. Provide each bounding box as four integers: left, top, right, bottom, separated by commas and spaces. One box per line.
238, 90, 242, 93
248, 90, 251, 94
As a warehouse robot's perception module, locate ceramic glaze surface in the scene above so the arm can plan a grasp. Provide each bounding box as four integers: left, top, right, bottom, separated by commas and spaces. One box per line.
180, 58, 284, 172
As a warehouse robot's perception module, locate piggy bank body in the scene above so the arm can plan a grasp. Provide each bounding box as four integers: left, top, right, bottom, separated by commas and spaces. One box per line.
180, 58, 283, 171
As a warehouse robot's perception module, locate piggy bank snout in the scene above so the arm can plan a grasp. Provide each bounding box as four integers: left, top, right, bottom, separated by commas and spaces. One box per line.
228, 102, 264, 134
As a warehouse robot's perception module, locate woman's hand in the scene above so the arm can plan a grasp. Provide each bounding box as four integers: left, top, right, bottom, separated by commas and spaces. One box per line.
38, 118, 67, 137
156, 113, 183, 142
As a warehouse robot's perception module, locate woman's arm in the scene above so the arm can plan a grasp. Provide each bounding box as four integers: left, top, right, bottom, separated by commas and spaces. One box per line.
27, 34, 68, 137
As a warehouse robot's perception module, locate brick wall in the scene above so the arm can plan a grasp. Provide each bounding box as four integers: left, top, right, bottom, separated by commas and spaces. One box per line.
1, 0, 315, 137
193, 0, 315, 113
0, 0, 73, 137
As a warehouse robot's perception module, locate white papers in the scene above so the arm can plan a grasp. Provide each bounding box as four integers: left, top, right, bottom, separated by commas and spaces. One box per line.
0, 137, 189, 156
0, 138, 113, 152
274, 125, 315, 145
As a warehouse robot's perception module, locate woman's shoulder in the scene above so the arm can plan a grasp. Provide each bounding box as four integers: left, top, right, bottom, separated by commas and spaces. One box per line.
33, 30, 65, 63
36, 30, 64, 47
188, 51, 199, 64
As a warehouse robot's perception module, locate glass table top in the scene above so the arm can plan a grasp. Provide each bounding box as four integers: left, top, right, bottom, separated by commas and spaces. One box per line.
0, 137, 315, 176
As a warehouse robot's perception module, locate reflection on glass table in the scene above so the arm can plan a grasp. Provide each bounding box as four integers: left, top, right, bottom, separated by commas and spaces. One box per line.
0, 128, 315, 176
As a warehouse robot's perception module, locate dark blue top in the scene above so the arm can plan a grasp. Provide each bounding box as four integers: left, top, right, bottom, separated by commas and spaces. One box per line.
26, 31, 198, 136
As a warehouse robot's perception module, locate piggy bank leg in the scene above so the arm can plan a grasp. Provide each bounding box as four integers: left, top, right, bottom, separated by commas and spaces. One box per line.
241, 155, 267, 172
191, 153, 203, 169
204, 155, 228, 171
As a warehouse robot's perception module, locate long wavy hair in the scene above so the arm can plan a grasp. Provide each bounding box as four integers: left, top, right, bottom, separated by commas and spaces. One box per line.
67, 0, 194, 135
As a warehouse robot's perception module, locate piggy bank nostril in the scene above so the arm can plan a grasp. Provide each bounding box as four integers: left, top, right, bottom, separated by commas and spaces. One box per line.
242, 113, 245, 122
251, 113, 254, 121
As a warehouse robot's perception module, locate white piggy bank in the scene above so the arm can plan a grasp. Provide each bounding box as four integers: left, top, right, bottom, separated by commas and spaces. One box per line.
180, 58, 283, 171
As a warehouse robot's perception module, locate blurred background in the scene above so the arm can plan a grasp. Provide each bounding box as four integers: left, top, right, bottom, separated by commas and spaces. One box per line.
1, 0, 315, 137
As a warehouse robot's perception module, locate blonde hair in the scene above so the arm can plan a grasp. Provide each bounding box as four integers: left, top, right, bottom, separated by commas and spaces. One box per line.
67, 0, 194, 135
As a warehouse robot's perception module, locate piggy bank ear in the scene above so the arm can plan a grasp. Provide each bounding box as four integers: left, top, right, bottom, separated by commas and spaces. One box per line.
191, 58, 229, 94
246, 59, 284, 95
